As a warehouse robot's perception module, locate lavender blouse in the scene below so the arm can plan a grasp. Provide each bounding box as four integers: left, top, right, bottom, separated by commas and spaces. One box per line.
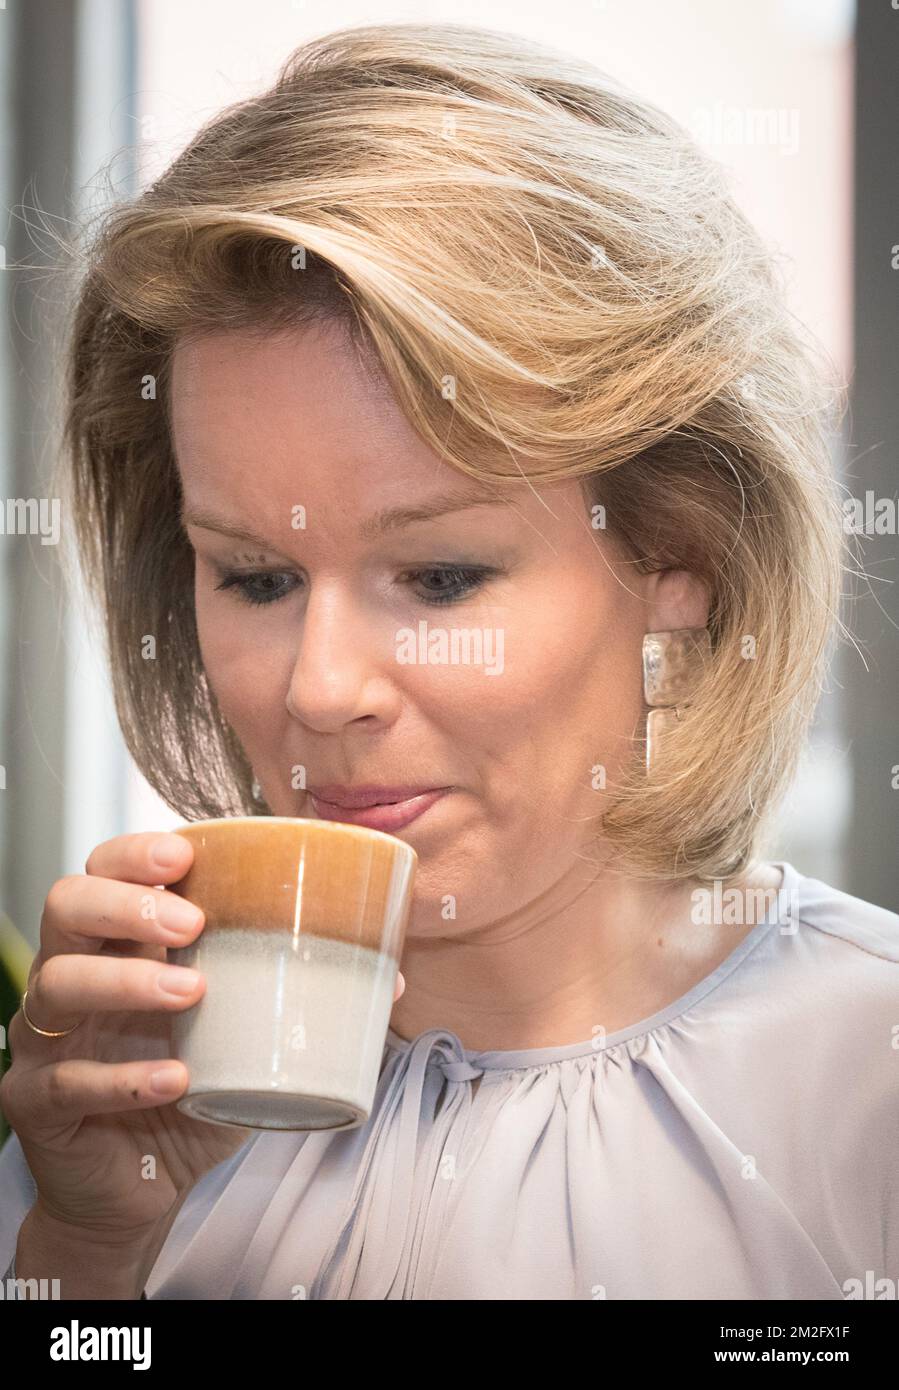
2, 860, 897, 1299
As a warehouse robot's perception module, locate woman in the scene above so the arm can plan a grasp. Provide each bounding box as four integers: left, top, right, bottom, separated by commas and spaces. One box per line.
1, 21, 896, 1300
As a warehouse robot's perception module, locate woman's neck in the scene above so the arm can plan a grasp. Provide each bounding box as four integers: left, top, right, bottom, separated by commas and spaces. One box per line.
388, 860, 784, 1054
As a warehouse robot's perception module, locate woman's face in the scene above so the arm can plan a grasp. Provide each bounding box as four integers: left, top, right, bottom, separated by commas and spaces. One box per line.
171, 321, 704, 936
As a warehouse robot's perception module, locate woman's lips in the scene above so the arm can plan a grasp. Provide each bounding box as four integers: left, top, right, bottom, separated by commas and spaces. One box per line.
309, 788, 450, 831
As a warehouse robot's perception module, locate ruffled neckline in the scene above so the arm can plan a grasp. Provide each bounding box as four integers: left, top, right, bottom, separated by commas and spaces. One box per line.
385, 860, 801, 1071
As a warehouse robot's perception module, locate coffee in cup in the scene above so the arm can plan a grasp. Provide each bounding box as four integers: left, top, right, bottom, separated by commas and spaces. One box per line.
165, 816, 416, 1131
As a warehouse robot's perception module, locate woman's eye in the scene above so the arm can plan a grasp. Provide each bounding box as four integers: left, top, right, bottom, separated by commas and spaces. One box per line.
212, 564, 496, 609
403, 565, 496, 606
213, 571, 297, 606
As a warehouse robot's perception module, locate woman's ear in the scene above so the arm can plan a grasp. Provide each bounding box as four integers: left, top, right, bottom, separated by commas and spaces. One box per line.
644, 569, 710, 633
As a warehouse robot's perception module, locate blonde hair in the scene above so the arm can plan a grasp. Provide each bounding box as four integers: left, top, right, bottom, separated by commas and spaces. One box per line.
54, 21, 847, 881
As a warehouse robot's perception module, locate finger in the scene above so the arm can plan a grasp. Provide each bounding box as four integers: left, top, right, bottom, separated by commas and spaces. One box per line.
7, 1056, 190, 1129
394, 971, 405, 1002
26, 954, 205, 1035
84, 831, 194, 888
41, 875, 204, 960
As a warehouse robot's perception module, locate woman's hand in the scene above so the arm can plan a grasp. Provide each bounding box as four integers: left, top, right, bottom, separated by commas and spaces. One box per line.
0, 830, 405, 1287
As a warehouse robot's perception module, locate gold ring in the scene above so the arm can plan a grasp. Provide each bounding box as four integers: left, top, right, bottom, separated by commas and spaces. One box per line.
20, 987, 82, 1039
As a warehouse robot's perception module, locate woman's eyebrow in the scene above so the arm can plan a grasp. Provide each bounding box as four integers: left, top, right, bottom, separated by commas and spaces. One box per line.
180, 487, 511, 548
358, 488, 511, 539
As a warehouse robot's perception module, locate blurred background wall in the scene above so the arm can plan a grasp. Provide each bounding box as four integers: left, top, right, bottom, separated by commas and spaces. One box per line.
0, 0, 896, 984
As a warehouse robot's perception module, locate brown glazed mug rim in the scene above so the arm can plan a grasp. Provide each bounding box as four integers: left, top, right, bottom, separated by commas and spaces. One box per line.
174, 814, 418, 864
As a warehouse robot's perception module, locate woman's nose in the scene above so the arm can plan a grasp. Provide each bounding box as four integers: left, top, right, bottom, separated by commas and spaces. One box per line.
285, 584, 395, 731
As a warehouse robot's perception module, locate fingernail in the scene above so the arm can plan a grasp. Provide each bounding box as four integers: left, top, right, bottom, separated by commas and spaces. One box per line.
153, 836, 186, 868
158, 967, 200, 997
150, 1065, 184, 1094
161, 898, 203, 934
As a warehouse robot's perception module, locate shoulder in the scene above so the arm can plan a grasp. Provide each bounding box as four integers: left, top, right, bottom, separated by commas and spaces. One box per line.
787, 864, 899, 967
769, 868, 899, 1270
771, 863, 899, 1086
723, 865, 899, 1091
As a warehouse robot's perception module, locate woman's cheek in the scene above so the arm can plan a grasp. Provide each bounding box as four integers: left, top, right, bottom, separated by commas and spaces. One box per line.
194, 602, 278, 719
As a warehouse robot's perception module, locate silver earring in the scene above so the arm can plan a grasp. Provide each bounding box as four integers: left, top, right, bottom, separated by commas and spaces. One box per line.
642, 628, 711, 772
